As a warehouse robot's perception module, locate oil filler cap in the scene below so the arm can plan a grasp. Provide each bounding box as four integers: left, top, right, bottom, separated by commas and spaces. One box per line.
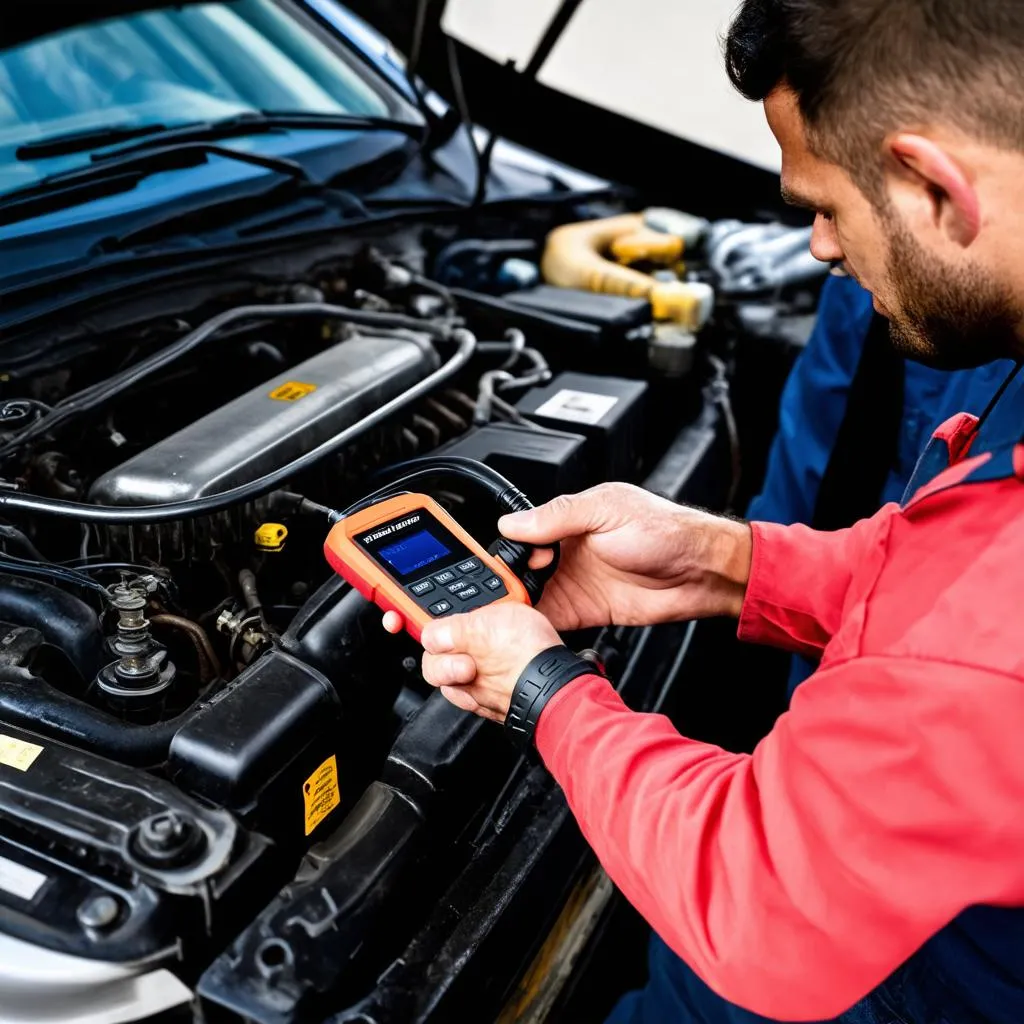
255, 523, 288, 552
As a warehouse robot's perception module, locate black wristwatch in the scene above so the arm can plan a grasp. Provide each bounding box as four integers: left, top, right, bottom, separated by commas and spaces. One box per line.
504, 646, 598, 750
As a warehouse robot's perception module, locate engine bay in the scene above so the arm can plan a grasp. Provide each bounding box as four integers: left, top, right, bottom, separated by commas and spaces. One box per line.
0, 199, 821, 1023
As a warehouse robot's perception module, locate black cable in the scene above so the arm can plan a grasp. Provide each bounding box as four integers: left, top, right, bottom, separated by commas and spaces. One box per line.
346, 455, 529, 519
0, 555, 108, 597
0, 302, 454, 460
976, 360, 1023, 429
336, 455, 559, 604
71, 561, 172, 577
0, 329, 477, 523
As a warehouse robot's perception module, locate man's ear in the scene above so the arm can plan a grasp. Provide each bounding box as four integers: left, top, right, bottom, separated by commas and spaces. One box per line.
883, 133, 980, 248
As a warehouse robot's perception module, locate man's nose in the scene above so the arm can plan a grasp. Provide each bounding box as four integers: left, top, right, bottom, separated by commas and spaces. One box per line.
809, 213, 843, 264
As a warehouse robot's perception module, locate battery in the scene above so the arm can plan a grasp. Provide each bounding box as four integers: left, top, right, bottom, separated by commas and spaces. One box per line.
516, 372, 648, 482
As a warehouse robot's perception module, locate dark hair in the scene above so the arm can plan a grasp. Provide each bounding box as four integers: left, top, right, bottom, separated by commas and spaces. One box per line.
724, 0, 1024, 188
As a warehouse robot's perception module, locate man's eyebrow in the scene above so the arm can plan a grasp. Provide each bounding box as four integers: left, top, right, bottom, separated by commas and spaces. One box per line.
779, 183, 815, 210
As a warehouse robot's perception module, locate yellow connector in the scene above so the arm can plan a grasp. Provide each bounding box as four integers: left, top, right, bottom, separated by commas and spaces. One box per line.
255, 523, 288, 553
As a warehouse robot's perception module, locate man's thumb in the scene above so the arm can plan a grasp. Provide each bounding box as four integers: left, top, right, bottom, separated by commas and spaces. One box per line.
499, 493, 594, 544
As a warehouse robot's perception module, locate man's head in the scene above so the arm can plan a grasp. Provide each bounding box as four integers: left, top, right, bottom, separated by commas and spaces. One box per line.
725, 0, 1024, 368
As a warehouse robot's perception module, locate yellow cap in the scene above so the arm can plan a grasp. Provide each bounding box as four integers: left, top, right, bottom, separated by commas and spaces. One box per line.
610, 229, 685, 267
649, 281, 716, 331
255, 523, 288, 552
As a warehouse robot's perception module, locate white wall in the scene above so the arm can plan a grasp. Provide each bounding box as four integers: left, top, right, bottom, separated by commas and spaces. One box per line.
442, 0, 781, 173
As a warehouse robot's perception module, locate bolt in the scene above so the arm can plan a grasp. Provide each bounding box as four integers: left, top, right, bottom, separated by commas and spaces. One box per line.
77, 894, 121, 931
402, 656, 418, 673
133, 811, 205, 868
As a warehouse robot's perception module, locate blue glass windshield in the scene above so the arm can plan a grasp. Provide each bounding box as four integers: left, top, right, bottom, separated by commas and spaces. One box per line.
0, 0, 391, 194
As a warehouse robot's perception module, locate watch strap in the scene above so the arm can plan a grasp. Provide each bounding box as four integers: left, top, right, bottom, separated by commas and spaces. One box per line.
504, 646, 596, 750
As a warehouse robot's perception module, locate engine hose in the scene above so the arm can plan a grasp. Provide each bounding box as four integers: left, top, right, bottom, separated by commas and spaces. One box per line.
150, 613, 222, 685
0, 328, 477, 524
0, 665, 182, 766
0, 302, 456, 461
0, 575, 104, 677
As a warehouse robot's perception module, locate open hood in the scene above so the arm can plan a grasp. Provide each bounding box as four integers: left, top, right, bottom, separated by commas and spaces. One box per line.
340, 0, 788, 221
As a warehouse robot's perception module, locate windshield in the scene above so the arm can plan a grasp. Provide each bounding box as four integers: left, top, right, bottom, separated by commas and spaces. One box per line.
0, 0, 393, 194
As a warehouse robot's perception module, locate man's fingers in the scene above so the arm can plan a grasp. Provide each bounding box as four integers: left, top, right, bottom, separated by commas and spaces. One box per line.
422, 651, 476, 687
499, 492, 599, 545
381, 610, 404, 634
439, 685, 503, 722
422, 616, 460, 654
527, 546, 555, 570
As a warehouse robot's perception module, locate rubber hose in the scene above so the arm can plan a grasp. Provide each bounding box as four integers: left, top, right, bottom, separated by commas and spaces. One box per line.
0, 574, 103, 678
0, 665, 182, 766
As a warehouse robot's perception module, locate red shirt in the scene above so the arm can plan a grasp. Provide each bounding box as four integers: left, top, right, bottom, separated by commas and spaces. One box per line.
535, 424, 1024, 1020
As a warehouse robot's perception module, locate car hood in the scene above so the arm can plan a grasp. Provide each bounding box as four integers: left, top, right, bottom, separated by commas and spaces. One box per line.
339, 0, 785, 221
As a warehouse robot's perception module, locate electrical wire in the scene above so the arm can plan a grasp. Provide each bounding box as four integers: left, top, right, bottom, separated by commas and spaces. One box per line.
0, 553, 109, 597
0, 328, 477, 523
705, 355, 742, 512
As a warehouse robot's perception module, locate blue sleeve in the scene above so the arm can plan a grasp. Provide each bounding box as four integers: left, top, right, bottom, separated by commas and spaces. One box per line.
745, 274, 875, 525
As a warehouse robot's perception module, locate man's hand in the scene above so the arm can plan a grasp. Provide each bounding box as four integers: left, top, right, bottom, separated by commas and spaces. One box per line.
418, 603, 563, 721
499, 483, 752, 631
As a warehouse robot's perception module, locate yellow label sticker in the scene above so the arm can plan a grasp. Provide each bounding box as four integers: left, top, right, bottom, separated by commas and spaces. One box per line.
303, 755, 340, 836
0, 735, 43, 772
269, 381, 317, 402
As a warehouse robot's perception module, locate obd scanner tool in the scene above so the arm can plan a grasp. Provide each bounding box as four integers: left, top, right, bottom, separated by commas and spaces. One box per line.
323, 456, 602, 750
323, 457, 557, 643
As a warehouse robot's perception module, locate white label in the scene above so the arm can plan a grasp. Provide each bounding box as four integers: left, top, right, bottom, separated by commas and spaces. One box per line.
533, 389, 619, 426
0, 854, 47, 901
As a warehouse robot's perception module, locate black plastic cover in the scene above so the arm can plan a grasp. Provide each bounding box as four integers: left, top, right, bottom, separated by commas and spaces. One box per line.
168, 651, 343, 842
0, 719, 272, 964
504, 286, 651, 339
517, 371, 648, 481
436, 423, 590, 503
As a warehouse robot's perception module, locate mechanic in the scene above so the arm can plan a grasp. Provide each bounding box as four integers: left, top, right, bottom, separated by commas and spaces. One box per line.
749, 272, 1015, 700
394, 1, 1024, 1021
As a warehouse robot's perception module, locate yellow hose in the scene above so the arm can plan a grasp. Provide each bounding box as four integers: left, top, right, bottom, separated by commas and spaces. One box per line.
540, 214, 713, 331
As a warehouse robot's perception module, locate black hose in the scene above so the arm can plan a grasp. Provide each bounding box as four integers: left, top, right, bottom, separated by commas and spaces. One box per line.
0, 666, 182, 766
0, 302, 455, 460
0, 329, 477, 524
0, 574, 104, 676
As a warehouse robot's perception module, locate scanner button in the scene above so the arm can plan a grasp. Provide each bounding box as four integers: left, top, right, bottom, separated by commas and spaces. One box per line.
457, 559, 482, 574
429, 599, 453, 616
447, 580, 469, 594
410, 579, 435, 596
432, 570, 457, 585
457, 585, 480, 601
483, 576, 505, 592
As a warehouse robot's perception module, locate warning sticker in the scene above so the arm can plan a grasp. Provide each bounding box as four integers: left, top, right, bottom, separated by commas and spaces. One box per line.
0, 735, 43, 772
269, 381, 317, 402
533, 389, 619, 426
0, 854, 47, 901
303, 755, 341, 836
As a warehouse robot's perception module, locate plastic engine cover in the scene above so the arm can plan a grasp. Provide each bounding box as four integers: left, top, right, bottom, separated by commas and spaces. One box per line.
89, 332, 438, 505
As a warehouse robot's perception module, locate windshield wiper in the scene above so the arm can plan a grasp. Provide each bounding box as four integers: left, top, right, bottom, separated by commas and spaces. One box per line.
16, 123, 171, 161
0, 143, 309, 228
89, 110, 424, 161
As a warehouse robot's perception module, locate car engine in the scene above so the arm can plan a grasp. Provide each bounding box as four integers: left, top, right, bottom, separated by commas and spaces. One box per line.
0, 204, 821, 1024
